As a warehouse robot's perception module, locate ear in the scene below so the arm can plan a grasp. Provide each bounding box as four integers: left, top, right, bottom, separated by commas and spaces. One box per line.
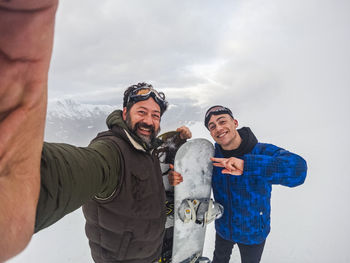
122, 107, 127, 120
233, 119, 239, 128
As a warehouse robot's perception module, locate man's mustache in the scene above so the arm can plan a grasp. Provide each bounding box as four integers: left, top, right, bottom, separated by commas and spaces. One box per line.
134, 122, 155, 134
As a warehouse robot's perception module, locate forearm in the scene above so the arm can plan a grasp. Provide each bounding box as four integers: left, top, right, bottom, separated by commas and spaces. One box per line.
0, 1, 58, 261
35, 141, 120, 232
244, 152, 307, 187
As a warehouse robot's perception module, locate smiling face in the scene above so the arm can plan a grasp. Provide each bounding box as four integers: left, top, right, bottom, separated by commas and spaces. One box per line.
123, 98, 161, 146
207, 113, 241, 150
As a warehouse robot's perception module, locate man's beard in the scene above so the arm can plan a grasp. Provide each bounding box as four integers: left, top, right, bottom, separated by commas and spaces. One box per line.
125, 112, 160, 148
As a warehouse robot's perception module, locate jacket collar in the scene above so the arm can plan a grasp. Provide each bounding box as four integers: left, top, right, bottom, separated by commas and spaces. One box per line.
123, 128, 147, 152
107, 109, 162, 152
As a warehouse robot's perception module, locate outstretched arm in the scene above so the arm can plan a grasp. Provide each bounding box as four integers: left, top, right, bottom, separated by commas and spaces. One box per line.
0, 1, 58, 261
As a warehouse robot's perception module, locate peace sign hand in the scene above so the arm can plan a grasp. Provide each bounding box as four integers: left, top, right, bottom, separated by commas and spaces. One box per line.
211, 157, 244, 176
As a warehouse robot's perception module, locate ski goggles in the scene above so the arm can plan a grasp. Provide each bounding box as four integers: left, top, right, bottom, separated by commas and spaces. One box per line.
126, 86, 168, 113
204, 105, 234, 128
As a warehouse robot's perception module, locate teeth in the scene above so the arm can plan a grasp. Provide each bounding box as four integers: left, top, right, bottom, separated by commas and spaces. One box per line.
140, 127, 150, 132
217, 132, 226, 138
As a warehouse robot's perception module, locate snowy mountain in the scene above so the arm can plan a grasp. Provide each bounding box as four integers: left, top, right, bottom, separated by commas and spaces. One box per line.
45, 99, 204, 145
45, 99, 117, 145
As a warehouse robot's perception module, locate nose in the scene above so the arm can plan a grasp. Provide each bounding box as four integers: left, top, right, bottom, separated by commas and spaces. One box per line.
215, 124, 224, 134
143, 113, 153, 125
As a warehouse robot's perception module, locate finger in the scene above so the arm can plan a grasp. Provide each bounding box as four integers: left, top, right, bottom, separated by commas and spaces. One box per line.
170, 170, 182, 177
210, 157, 226, 162
177, 126, 192, 139
225, 164, 242, 173
183, 128, 192, 139
212, 162, 225, 168
168, 175, 176, 186
169, 164, 174, 170
222, 169, 243, 176
180, 133, 191, 140
176, 126, 184, 134
226, 163, 237, 170
169, 172, 181, 179
175, 174, 183, 180
174, 173, 183, 180
173, 179, 183, 186
170, 176, 183, 186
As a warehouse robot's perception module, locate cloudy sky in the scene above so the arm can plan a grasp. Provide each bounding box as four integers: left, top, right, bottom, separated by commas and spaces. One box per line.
8, 0, 350, 262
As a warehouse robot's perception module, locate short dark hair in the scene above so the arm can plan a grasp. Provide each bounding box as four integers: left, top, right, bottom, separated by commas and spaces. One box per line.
123, 82, 168, 115
204, 105, 234, 129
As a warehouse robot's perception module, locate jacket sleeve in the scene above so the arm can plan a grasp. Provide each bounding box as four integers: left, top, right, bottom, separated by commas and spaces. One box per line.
35, 140, 121, 232
242, 143, 307, 187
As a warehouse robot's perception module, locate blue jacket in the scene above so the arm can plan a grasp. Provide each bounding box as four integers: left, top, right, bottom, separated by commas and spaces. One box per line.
212, 142, 307, 245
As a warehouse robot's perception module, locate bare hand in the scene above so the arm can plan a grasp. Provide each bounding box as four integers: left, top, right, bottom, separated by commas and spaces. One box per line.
176, 126, 192, 140
167, 164, 183, 186
0, 1, 58, 261
211, 157, 244, 175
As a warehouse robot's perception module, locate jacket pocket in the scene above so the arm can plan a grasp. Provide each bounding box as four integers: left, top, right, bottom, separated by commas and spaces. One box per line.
100, 231, 133, 261
117, 231, 133, 261
259, 211, 265, 231
131, 172, 154, 201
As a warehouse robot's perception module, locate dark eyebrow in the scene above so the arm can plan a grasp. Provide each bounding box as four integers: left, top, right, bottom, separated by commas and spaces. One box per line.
208, 116, 227, 127
137, 106, 161, 114
216, 116, 227, 121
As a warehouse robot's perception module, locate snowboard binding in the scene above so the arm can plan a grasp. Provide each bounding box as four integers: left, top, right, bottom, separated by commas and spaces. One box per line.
179, 252, 211, 263
178, 198, 224, 226
196, 257, 211, 263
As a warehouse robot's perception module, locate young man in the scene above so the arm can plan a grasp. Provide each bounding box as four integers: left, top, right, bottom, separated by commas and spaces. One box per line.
168, 105, 307, 262
205, 105, 307, 263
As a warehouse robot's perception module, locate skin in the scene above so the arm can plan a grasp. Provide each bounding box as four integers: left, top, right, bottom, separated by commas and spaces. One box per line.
207, 113, 244, 175
207, 114, 241, 150
123, 98, 162, 144
122, 98, 192, 146
0, 0, 58, 261
176, 126, 192, 141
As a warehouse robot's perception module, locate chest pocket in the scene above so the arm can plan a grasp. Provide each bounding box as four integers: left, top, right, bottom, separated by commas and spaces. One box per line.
128, 158, 163, 218
131, 171, 155, 201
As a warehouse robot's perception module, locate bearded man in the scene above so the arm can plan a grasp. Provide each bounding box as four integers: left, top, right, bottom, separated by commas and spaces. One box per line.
33, 83, 190, 263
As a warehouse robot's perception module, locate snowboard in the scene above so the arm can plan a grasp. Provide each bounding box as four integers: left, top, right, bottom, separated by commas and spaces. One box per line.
155, 131, 187, 263
172, 138, 215, 263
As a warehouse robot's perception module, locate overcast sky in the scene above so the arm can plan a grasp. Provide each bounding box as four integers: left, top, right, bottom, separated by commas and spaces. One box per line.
47, 0, 350, 141
8, 0, 350, 262
48, 0, 349, 111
